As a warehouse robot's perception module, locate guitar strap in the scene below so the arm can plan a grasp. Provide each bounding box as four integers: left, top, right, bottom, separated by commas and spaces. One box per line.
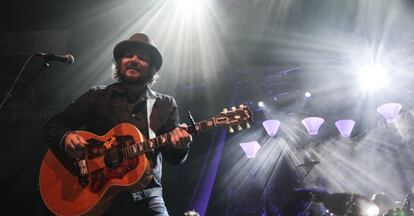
146, 98, 156, 139
130, 97, 156, 201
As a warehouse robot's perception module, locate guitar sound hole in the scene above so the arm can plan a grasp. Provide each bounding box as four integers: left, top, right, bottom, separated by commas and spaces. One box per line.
104, 148, 124, 168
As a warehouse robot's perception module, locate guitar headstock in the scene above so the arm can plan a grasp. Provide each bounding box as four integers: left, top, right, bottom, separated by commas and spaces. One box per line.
216, 104, 254, 133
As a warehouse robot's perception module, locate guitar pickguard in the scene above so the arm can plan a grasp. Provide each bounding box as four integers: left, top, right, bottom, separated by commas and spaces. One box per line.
86, 135, 138, 193
90, 158, 138, 193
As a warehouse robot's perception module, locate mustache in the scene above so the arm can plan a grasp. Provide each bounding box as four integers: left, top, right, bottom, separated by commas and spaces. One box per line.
126, 62, 142, 71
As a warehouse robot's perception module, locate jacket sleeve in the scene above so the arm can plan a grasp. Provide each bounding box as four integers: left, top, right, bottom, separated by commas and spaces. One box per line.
159, 97, 189, 165
42, 89, 92, 150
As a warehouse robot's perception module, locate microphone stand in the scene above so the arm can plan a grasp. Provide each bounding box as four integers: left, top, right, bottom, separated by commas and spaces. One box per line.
0, 55, 50, 113
298, 165, 315, 185
294, 159, 318, 185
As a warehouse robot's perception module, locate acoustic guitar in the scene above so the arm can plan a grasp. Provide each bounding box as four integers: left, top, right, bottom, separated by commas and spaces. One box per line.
39, 105, 253, 216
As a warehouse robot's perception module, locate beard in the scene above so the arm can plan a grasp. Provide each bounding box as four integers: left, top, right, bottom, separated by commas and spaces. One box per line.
117, 67, 153, 85
119, 72, 150, 84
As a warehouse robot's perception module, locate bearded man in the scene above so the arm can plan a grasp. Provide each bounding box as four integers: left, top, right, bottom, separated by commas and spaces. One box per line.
43, 33, 192, 215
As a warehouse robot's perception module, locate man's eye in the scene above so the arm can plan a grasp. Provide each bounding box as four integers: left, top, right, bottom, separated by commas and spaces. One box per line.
124, 53, 134, 58
139, 55, 151, 63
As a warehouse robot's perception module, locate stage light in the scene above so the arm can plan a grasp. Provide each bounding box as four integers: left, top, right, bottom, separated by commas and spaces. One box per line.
239, 141, 261, 159
258, 101, 264, 107
176, 0, 203, 12
376, 103, 402, 123
357, 64, 388, 91
262, 120, 281, 137
335, 119, 355, 137
305, 91, 312, 98
301, 117, 325, 136
364, 204, 380, 216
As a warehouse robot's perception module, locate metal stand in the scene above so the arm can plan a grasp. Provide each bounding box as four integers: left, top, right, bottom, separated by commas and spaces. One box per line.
0, 55, 50, 112
298, 165, 315, 185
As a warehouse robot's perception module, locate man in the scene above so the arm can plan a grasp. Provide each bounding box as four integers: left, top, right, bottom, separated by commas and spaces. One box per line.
43, 33, 192, 215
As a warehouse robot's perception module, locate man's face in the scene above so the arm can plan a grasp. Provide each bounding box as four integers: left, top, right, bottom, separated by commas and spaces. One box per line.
118, 49, 152, 84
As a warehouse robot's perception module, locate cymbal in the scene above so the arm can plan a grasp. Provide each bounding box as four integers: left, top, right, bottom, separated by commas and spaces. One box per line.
292, 188, 330, 203
323, 193, 379, 216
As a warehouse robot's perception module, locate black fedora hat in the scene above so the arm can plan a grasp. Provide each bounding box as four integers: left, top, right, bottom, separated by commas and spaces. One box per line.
113, 33, 163, 71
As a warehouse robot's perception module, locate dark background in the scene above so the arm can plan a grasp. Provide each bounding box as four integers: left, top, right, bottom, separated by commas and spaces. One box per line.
2, 0, 414, 215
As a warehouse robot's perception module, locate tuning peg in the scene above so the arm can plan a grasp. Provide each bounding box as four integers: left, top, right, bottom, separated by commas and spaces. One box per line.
223, 108, 228, 113
246, 122, 251, 129
239, 104, 245, 108
228, 126, 235, 133
237, 124, 242, 131
231, 106, 236, 111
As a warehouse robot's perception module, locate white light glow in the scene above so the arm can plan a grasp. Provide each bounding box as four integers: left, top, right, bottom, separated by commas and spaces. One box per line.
176, 0, 203, 16
364, 205, 380, 216
258, 101, 264, 107
357, 64, 388, 91
305, 91, 312, 98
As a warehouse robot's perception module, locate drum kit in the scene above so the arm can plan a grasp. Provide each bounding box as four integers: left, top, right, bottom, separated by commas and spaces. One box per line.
286, 188, 414, 216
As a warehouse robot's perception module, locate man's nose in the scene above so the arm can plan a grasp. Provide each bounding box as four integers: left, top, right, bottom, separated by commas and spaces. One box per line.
128, 55, 140, 64
128, 55, 140, 61
129, 59, 139, 66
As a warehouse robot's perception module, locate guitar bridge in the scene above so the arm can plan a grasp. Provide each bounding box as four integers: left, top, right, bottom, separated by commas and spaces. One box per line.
77, 159, 89, 187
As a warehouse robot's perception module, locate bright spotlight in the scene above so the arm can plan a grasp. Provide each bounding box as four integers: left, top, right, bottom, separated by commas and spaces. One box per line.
258, 101, 264, 107
304, 91, 312, 98
357, 64, 388, 91
364, 205, 379, 216
176, 0, 203, 14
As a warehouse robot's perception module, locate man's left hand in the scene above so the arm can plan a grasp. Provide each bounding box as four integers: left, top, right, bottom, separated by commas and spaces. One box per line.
170, 124, 192, 150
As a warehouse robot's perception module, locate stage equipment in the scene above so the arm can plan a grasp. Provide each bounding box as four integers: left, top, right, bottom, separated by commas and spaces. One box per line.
335, 119, 356, 138
301, 117, 325, 136
239, 141, 261, 159
296, 159, 320, 168
323, 193, 379, 216
278, 188, 330, 216
262, 120, 281, 137
382, 194, 413, 216
358, 64, 388, 91
292, 188, 330, 203
0, 54, 48, 112
377, 103, 402, 123
296, 158, 320, 184
35, 52, 75, 64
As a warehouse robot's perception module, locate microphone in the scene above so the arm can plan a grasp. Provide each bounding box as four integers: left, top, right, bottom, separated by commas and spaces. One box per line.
296, 159, 320, 168
35, 52, 75, 64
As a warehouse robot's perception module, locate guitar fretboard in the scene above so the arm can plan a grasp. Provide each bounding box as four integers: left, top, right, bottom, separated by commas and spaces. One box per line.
121, 118, 218, 159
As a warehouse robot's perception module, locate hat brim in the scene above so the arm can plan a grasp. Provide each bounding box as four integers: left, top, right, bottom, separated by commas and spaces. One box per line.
113, 40, 163, 71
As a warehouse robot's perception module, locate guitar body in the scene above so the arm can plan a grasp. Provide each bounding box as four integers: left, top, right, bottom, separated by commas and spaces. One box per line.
39, 123, 153, 216
39, 105, 253, 215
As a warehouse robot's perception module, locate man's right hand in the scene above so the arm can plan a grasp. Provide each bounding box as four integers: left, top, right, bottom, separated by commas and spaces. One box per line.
64, 132, 88, 159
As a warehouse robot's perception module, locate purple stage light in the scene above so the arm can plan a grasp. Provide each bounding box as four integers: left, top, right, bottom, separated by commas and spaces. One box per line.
335, 119, 355, 137
239, 141, 261, 158
301, 117, 325, 136
376, 103, 402, 123
262, 120, 281, 137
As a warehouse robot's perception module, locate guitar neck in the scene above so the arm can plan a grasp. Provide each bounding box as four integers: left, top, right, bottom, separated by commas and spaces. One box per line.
122, 117, 218, 159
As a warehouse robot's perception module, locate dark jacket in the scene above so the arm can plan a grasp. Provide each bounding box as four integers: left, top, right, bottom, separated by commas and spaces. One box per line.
43, 82, 188, 200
